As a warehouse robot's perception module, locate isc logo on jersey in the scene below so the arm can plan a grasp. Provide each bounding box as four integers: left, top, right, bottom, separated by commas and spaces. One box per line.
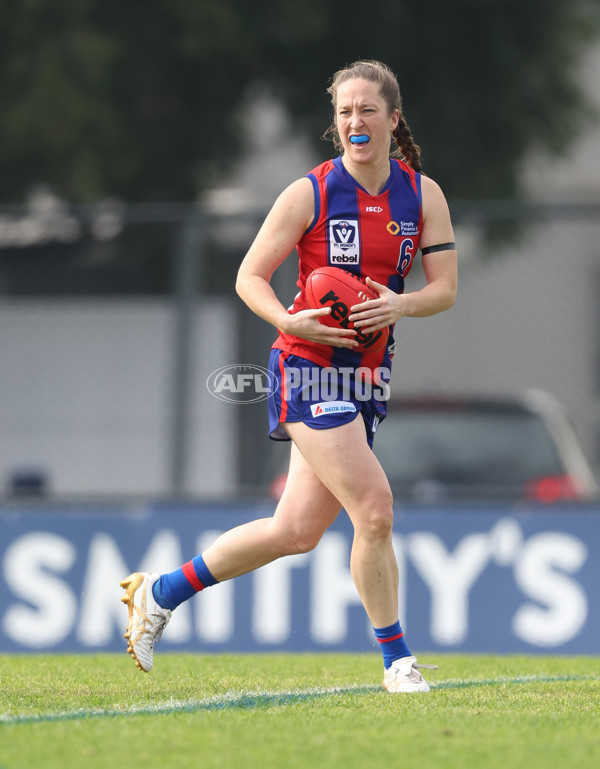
329, 220, 359, 265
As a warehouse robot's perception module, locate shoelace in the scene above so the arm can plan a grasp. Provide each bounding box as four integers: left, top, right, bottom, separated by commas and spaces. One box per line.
148, 612, 170, 642
391, 660, 439, 679
406, 662, 438, 683
132, 605, 170, 641
405, 662, 438, 682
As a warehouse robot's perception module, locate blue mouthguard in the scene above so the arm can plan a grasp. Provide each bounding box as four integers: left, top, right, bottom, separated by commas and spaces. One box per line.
350, 135, 370, 144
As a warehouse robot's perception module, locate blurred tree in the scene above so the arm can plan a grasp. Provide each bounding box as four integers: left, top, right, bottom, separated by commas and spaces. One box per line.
0, 0, 597, 203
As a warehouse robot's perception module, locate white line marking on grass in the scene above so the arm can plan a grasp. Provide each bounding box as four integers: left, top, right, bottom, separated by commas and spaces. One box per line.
432, 673, 600, 690
1, 674, 598, 725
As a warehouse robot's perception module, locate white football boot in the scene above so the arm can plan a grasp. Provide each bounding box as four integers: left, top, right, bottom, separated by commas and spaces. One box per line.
383, 656, 438, 693
120, 572, 171, 672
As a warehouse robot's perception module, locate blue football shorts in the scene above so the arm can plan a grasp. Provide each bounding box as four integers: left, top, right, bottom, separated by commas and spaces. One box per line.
267, 349, 389, 448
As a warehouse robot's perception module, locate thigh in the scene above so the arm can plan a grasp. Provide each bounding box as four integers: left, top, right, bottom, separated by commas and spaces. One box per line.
273, 441, 342, 538
284, 417, 393, 515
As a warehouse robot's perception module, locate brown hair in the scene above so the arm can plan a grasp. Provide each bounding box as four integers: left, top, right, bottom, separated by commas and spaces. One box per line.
323, 60, 422, 172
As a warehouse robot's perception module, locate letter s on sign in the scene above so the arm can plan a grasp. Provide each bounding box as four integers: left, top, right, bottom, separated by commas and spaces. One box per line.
2, 532, 77, 647
512, 532, 588, 647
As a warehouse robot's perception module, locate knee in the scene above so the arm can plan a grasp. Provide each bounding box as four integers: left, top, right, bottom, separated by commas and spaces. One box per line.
270, 521, 324, 556
362, 510, 394, 540
353, 492, 395, 540
281, 529, 323, 556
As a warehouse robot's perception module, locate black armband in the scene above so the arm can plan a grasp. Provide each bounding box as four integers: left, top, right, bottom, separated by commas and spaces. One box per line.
420, 242, 456, 255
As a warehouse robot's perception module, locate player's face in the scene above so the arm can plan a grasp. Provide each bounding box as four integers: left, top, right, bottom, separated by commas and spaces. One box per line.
335, 79, 399, 163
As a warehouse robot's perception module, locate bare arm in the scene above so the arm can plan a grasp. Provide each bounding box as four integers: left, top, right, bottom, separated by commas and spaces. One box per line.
349, 175, 458, 331
236, 177, 358, 348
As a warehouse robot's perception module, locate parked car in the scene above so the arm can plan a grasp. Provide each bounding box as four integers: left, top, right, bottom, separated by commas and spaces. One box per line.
373, 390, 598, 503
269, 389, 598, 504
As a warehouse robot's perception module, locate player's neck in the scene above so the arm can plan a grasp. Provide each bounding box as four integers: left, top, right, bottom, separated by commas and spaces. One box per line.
341, 155, 391, 196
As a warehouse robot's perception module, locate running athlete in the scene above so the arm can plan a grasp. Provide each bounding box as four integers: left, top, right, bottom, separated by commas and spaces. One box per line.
121, 60, 457, 693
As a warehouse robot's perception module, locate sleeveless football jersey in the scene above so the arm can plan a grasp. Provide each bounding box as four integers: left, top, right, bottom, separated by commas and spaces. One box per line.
272, 156, 423, 373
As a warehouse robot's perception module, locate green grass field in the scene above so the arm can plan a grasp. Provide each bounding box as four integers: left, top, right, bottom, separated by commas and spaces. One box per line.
0, 653, 598, 769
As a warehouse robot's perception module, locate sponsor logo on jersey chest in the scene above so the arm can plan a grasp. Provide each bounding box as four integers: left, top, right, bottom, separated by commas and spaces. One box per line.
387, 219, 419, 236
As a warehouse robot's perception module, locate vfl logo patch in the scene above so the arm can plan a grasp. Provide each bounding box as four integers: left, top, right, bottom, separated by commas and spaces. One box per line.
310, 401, 357, 418
329, 219, 360, 265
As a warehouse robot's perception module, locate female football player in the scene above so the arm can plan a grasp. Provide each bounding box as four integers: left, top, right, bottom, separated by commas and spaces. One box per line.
121, 60, 457, 692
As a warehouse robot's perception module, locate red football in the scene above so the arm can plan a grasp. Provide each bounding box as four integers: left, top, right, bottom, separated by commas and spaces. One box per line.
305, 266, 389, 353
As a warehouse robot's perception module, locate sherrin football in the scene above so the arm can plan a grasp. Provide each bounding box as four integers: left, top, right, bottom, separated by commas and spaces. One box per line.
305, 266, 389, 353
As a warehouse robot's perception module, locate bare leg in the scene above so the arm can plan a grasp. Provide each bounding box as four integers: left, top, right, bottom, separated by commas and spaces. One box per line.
202, 442, 341, 581
284, 418, 398, 628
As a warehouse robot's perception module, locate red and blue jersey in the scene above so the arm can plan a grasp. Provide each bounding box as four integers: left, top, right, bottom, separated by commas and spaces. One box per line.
273, 156, 424, 373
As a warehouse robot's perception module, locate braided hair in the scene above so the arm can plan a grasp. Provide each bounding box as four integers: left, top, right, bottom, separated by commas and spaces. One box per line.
324, 60, 422, 173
